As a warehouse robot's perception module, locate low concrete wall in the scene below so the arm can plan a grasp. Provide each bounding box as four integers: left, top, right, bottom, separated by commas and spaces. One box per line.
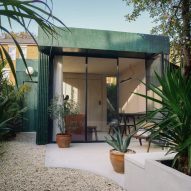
125, 152, 191, 191
16, 132, 36, 143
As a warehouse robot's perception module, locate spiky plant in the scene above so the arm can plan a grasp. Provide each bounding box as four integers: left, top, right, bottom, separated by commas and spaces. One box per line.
135, 65, 191, 176
105, 128, 132, 153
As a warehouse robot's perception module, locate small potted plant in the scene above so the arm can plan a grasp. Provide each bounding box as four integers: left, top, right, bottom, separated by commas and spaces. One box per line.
105, 128, 135, 173
48, 95, 79, 148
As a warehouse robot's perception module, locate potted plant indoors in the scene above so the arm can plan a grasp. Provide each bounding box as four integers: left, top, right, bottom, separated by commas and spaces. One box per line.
48, 95, 79, 148
105, 128, 135, 173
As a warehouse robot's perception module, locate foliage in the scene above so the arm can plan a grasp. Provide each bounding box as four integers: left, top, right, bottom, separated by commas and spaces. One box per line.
105, 128, 132, 153
0, 31, 37, 39
123, 0, 191, 75
0, 61, 29, 139
0, 94, 27, 140
0, 0, 67, 85
135, 65, 191, 175
5, 84, 30, 132
48, 96, 79, 134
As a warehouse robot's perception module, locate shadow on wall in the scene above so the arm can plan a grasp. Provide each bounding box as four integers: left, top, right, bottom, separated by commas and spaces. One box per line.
119, 61, 146, 113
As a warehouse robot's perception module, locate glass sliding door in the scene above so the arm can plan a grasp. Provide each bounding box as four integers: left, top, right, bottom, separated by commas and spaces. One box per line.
118, 58, 146, 114
118, 58, 146, 134
63, 56, 86, 142
87, 57, 117, 141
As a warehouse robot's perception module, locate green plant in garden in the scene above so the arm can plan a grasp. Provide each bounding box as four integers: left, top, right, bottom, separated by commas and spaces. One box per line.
0, 95, 27, 139
123, 0, 191, 76
105, 128, 132, 153
136, 65, 191, 176
0, 61, 30, 139
0, 0, 66, 139
5, 84, 30, 131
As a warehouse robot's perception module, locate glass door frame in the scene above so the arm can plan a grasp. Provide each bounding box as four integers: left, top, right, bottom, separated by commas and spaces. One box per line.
51, 53, 165, 143
84, 56, 118, 142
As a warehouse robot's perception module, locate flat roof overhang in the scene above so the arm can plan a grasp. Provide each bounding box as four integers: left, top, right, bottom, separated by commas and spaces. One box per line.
38, 27, 170, 58
39, 46, 153, 59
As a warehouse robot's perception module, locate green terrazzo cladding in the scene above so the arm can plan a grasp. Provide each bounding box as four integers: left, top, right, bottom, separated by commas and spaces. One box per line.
38, 27, 169, 54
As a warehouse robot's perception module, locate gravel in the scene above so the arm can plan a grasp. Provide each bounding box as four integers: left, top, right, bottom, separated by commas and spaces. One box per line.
0, 133, 125, 191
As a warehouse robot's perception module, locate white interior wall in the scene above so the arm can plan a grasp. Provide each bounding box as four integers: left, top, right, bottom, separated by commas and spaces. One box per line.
119, 59, 146, 113
63, 73, 107, 131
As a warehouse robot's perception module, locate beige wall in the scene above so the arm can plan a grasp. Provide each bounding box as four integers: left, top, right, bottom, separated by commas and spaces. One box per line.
119, 59, 146, 113
63, 73, 107, 131
0, 43, 38, 85
27, 45, 38, 59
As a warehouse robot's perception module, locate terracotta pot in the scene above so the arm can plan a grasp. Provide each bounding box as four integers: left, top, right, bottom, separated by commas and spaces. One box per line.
56, 133, 72, 148
110, 149, 135, 174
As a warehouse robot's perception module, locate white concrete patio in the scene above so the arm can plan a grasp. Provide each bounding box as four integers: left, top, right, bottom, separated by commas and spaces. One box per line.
45, 138, 162, 188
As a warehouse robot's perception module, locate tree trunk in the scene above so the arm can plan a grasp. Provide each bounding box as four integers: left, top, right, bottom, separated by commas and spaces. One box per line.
182, 0, 191, 77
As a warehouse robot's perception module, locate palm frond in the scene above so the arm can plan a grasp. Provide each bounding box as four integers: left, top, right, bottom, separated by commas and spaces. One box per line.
0, 0, 68, 83
136, 65, 191, 175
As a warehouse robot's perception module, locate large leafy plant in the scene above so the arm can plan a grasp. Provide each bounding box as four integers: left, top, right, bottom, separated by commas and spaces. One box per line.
105, 128, 132, 153
0, 61, 29, 139
136, 65, 191, 176
0, 95, 26, 139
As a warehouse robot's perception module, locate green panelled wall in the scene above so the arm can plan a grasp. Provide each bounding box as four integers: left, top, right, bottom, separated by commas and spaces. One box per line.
38, 27, 170, 54
16, 59, 38, 84
16, 59, 38, 132
23, 82, 38, 132
36, 53, 50, 145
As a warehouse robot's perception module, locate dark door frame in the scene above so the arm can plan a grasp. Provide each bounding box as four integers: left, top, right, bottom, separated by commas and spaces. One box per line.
48, 53, 164, 143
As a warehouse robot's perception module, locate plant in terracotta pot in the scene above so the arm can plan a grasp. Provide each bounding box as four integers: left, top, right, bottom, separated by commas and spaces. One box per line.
105, 128, 135, 173
48, 95, 79, 148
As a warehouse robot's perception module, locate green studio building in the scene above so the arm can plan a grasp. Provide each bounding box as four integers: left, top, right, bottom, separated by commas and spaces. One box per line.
16, 27, 169, 145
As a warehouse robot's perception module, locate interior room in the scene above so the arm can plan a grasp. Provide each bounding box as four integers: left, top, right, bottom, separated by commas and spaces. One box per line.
52, 56, 146, 142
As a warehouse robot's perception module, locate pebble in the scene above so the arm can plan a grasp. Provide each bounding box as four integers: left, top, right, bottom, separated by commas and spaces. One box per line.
0, 134, 125, 191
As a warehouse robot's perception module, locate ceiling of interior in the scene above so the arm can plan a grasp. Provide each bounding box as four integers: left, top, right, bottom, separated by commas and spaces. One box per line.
62, 56, 145, 75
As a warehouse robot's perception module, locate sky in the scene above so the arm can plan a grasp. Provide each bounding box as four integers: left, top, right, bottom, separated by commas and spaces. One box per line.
6, 0, 155, 35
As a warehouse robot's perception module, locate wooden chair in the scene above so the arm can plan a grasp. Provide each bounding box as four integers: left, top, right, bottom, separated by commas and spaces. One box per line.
124, 115, 137, 134
64, 114, 85, 134
65, 114, 98, 141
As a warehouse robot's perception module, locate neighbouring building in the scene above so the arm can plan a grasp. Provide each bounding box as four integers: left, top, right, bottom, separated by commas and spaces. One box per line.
0, 34, 38, 84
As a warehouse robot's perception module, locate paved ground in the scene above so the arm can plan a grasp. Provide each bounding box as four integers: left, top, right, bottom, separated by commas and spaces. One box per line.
0, 133, 125, 191
45, 138, 162, 188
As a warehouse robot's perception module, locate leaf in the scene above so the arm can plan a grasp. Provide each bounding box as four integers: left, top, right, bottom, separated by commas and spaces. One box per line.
0, 45, 18, 87
0, 25, 32, 80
